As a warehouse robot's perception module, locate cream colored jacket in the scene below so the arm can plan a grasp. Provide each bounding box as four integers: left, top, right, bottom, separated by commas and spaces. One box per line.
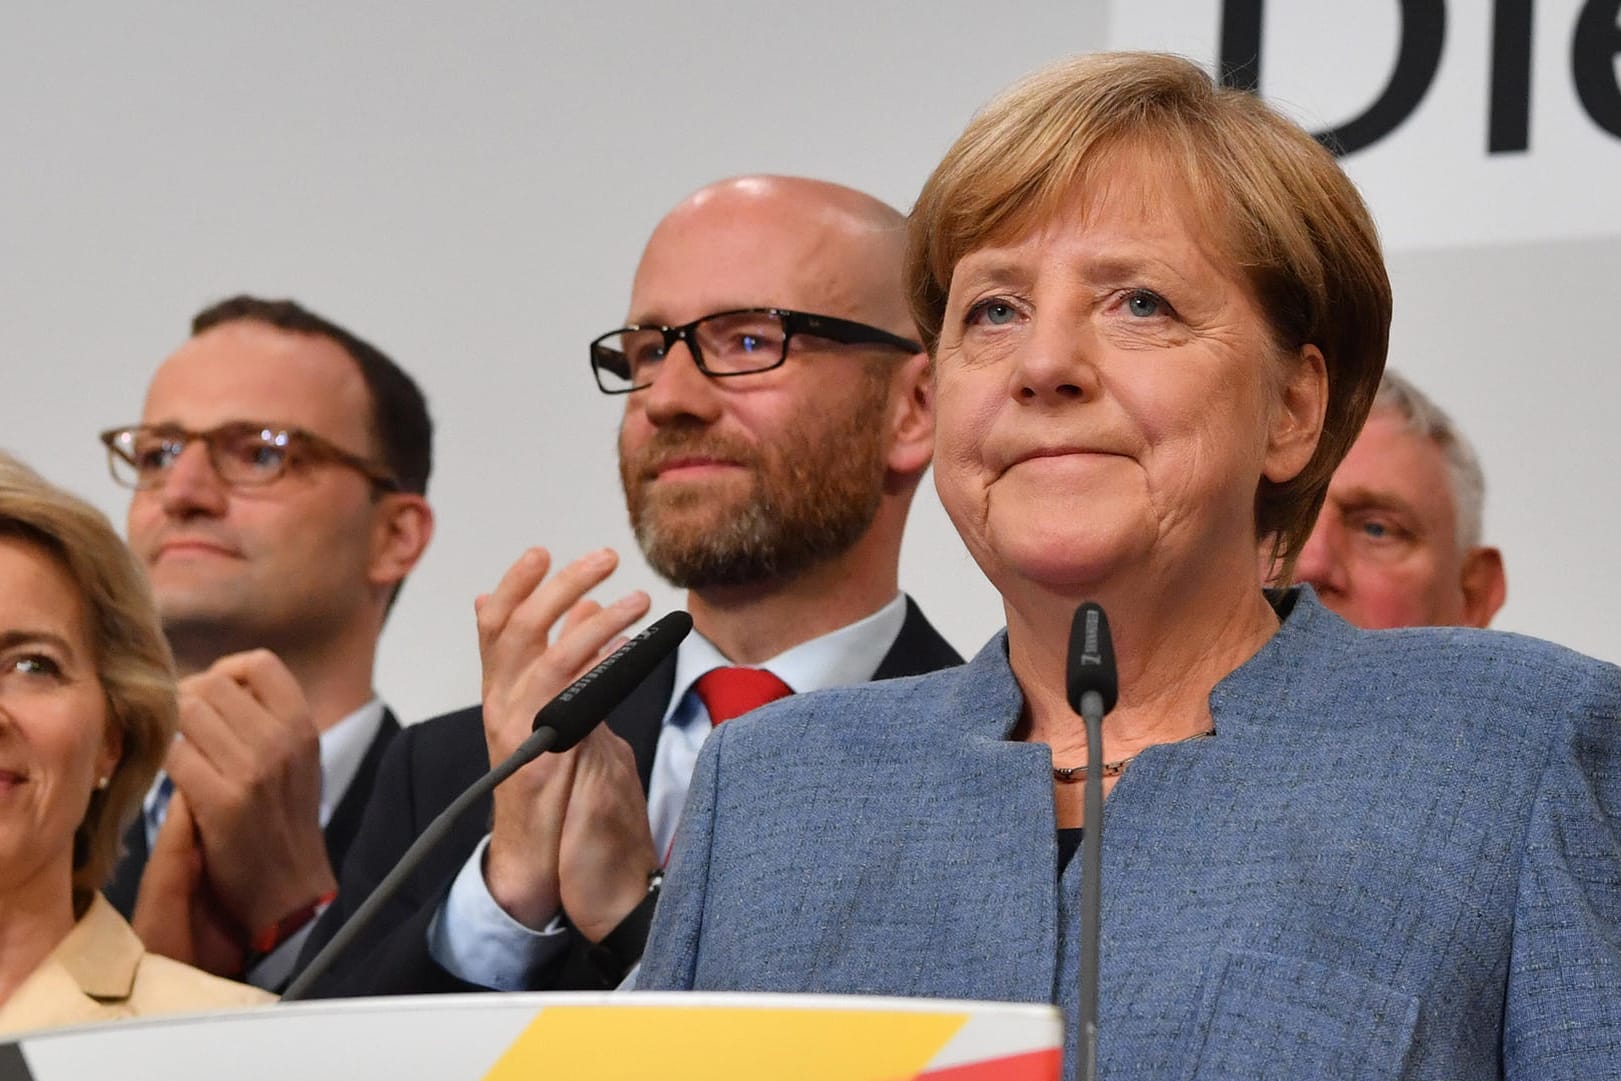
0, 894, 272, 1036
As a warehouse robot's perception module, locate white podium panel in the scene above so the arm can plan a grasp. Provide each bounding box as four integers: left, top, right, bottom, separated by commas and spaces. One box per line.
0, 992, 1062, 1081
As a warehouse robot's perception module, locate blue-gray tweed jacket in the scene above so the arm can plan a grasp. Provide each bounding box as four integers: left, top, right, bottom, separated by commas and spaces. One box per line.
638, 589, 1621, 1080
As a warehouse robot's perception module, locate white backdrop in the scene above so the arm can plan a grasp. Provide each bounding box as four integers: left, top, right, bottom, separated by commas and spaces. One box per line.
3, 2, 1614, 725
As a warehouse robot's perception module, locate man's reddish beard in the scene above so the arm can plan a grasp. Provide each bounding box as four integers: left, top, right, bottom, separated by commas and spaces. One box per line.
618, 388, 890, 589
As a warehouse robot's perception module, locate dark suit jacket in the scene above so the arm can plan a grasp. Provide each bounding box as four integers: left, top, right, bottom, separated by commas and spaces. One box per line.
104, 710, 401, 921
638, 589, 1621, 1080
296, 597, 962, 998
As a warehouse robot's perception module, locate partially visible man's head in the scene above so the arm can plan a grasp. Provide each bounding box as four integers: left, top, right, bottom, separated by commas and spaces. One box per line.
116, 296, 434, 669
611, 176, 933, 590
1295, 371, 1506, 629
191, 297, 433, 497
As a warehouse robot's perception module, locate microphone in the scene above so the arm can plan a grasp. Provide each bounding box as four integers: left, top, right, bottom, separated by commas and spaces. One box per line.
1066, 601, 1118, 717
282, 610, 693, 1001
1067, 602, 1117, 1081
533, 611, 695, 745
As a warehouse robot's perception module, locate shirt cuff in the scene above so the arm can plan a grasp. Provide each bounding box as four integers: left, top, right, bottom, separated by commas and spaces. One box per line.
426, 835, 570, 991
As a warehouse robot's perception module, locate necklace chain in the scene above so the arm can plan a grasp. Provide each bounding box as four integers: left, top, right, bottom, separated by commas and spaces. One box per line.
1050, 726, 1217, 783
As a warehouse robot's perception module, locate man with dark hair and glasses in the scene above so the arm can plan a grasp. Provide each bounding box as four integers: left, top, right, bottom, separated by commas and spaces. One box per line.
99, 296, 435, 991
298, 175, 962, 997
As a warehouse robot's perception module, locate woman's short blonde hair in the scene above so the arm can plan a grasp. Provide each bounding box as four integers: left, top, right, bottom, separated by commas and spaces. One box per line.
907, 52, 1392, 570
0, 452, 176, 913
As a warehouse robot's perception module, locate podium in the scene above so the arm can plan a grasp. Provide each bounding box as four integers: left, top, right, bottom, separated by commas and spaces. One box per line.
0, 992, 1061, 1080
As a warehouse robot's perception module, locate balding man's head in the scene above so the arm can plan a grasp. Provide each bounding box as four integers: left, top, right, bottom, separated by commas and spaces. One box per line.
611, 175, 934, 594
631, 176, 914, 341
674, 175, 905, 232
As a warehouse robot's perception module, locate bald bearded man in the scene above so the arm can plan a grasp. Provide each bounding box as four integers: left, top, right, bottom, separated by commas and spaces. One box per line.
296, 176, 963, 996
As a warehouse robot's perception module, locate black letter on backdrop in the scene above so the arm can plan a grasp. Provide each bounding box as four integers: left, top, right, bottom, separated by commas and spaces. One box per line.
1219, 0, 1264, 92
1489, 0, 1534, 151
1219, 0, 1448, 158
1572, 0, 1621, 138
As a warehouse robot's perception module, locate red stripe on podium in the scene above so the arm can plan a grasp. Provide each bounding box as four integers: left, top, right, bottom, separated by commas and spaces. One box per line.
915, 1048, 1062, 1081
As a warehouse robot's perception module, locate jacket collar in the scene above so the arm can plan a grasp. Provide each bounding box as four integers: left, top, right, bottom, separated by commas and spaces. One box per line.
0, 894, 143, 1036
53, 893, 143, 1000
944, 586, 1343, 744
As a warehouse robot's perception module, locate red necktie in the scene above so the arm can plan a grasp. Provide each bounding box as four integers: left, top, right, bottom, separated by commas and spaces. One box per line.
693, 667, 794, 724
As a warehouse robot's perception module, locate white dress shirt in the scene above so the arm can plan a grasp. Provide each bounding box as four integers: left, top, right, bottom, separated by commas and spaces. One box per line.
429, 595, 909, 990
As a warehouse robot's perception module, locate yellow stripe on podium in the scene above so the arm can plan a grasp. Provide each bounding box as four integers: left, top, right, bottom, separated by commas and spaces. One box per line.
482, 1004, 968, 1080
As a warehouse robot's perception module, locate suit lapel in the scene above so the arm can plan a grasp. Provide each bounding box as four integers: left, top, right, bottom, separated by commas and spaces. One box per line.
950, 741, 1063, 1003
108, 710, 404, 921
0, 897, 143, 1036
872, 596, 964, 680
54, 896, 142, 1000
0, 961, 124, 1035
930, 642, 1059, 1002
322, 710, 401, 876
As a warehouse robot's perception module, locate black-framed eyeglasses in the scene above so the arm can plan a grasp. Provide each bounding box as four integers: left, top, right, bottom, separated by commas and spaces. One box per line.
588, 308, 924, 394
98, 422, 401, 492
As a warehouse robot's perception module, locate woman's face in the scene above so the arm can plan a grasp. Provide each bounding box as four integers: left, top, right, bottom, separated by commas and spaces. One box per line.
0, 535, 118, 894
932, 152, 1322, 601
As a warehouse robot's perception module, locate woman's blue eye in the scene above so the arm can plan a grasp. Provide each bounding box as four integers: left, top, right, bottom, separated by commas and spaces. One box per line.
1125, 290, 1163, 318
1360, 520, 1390, 540
972, 301, 1017, 326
